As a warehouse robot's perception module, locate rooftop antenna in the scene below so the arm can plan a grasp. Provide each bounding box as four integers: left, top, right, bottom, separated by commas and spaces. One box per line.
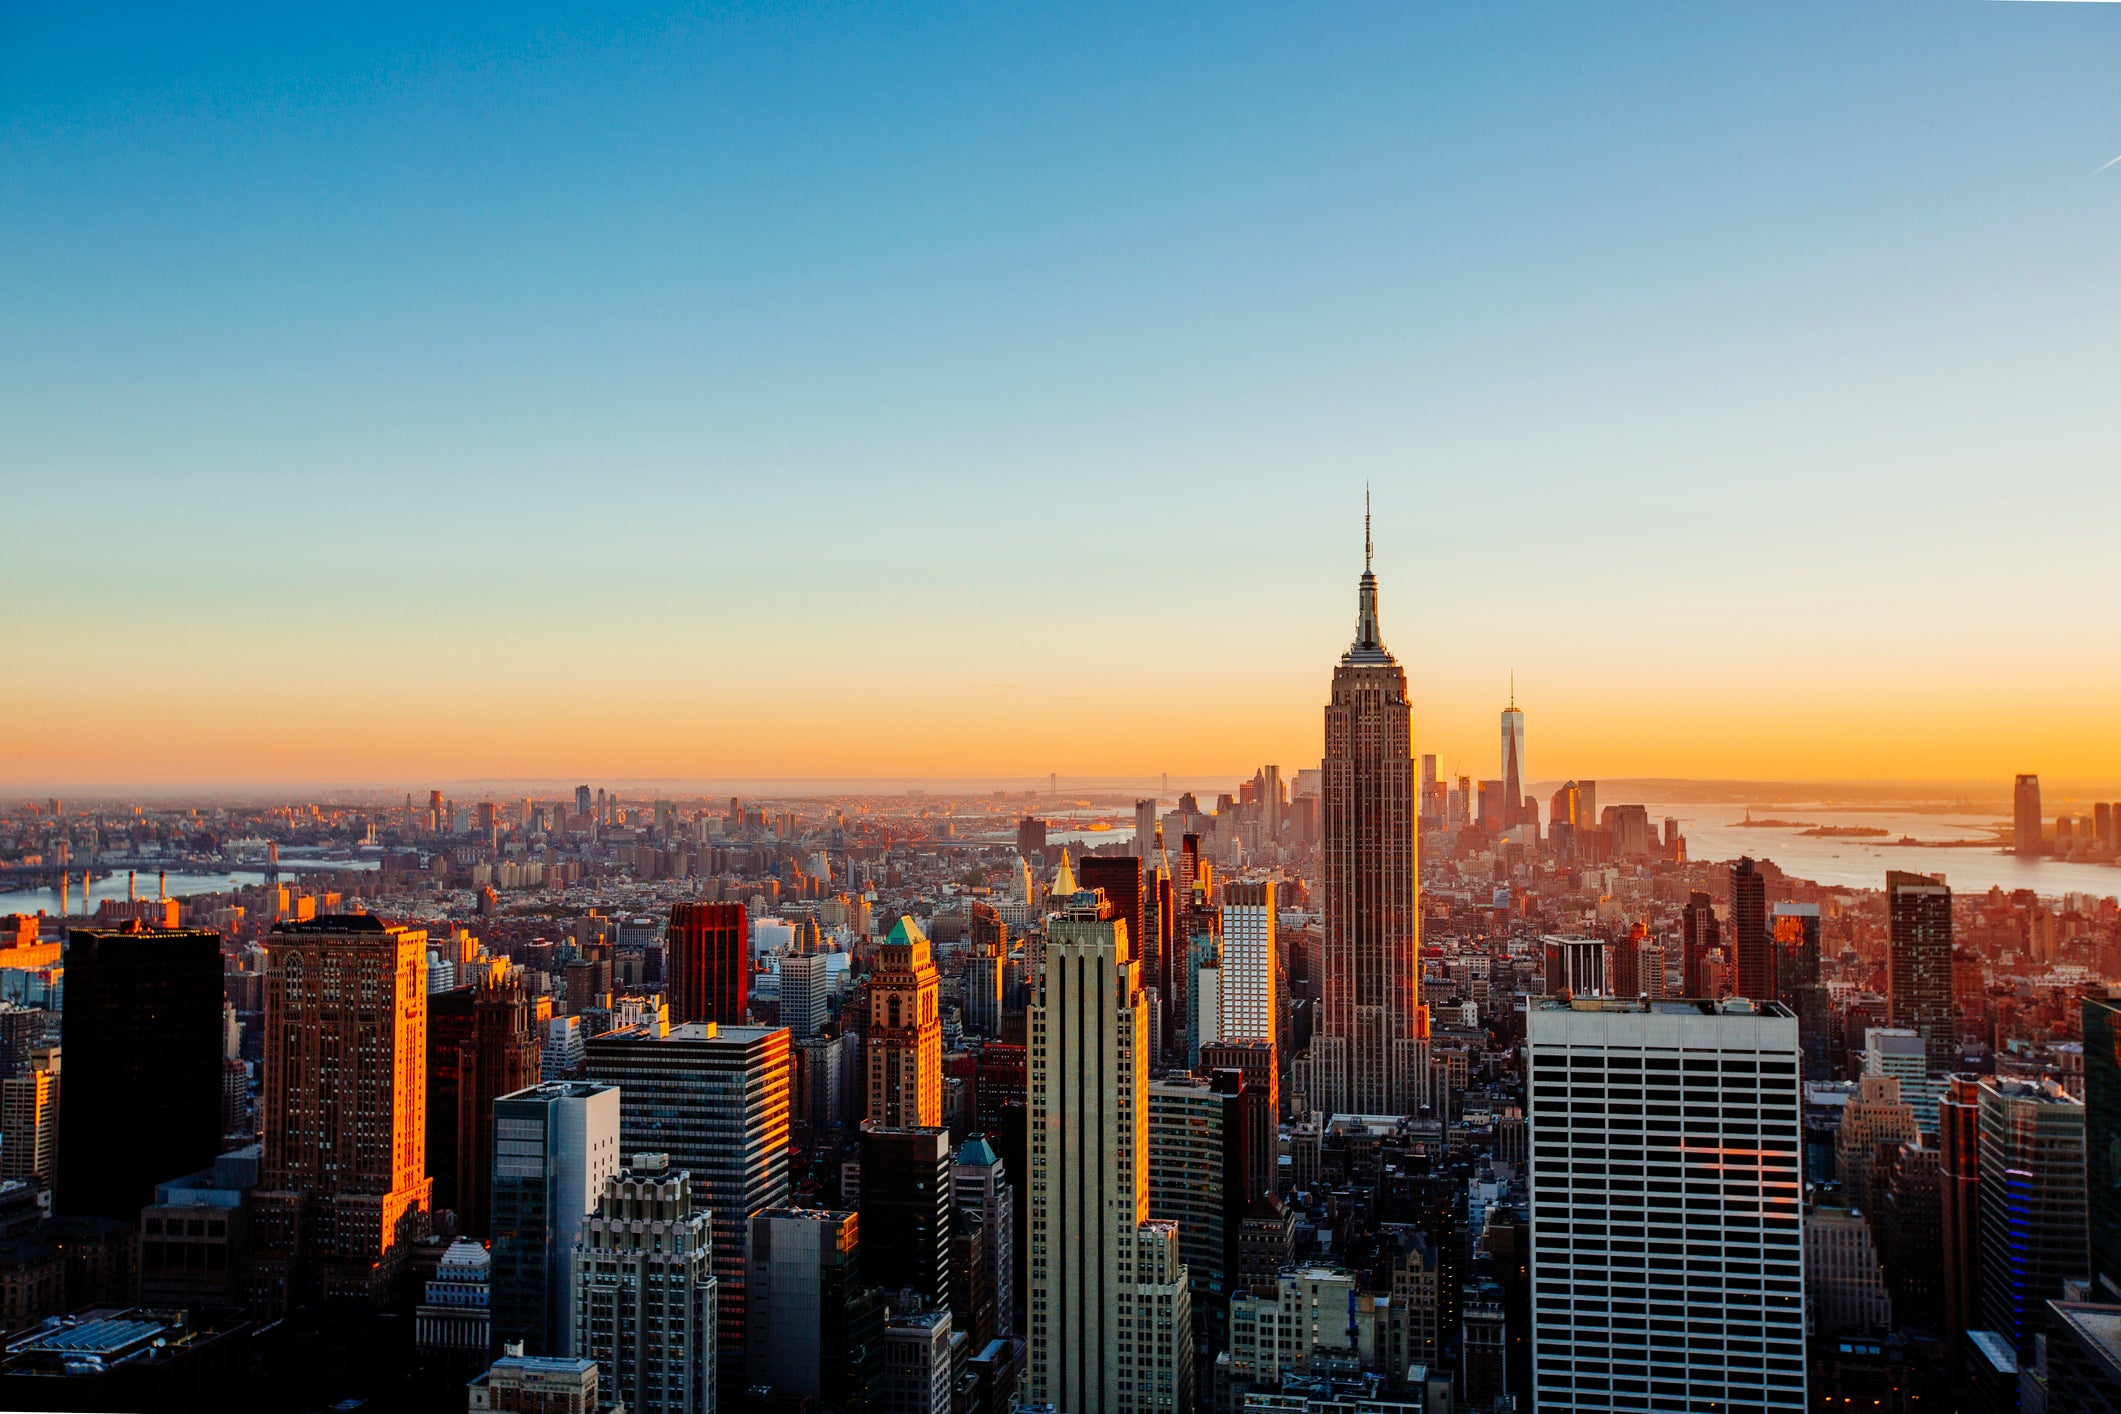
1510, 669, 1516, 711
1364, 484, 1372, 573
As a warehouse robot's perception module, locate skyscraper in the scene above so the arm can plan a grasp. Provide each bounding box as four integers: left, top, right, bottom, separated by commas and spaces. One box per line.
0, 1046, 60, 1188
747, 1207, 863, 1401
859, 1124, 953, 1313
1133, 800, 1158, 856
1307, 506, 1425, 1118
585, 1020, 790, 1388
56, 926, 223, 1221
780, 952, 830, 1041
2014, 774, 2044, 855
867, 917, 942, 1128
1217, 880, 1276, 1050
251, 915, 433, 1312
2085, 996, 2121, 1302
1527, 997, 1806, 1412
953, 1135, 1015, 1339
1025, 888, 1193, 1414
666, 902, 748, 1026
1975, 1078, 2086, 1360
436, 971, 543, 1239
490, 1080, 622, 1356
1500, 691, 1526, 830
1771, 903, 1832, 1079
573, 1155, 717, 1414
1146, 1073, 1245, 1330
1938, 1074, 1983, 1369
1887, 871, 1955, 1075
1682, 892, 1720, 998
1729, 857, 1773, 1002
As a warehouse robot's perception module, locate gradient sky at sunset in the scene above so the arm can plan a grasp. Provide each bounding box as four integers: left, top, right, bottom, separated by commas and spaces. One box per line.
4, 2, 2119, 790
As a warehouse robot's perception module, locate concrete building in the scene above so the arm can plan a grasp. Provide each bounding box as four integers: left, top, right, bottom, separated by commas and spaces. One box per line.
881, 1307, 954, 1414
1836, 1073, 1920, 1214
0, 1047, 58, 1188
491, 1081, 622, 1356
468, 1354, 607, 1414
1025, 889, 1194, 1414
572, 1155, 717, 1414
1218, 881, 1277, 1049
1805, 1200, 1892, 1336
953, 1136, 1015, 1339
1527, 997, 1806, 1412
415, 1237, 493, 1361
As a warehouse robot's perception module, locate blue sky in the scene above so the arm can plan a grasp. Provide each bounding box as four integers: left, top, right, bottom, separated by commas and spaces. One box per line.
3, 2, 2118, 786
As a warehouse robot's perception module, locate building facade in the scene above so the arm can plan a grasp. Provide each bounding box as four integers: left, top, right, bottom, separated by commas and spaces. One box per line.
1026, 892, 1193, 1414
250, 915, 433, 1312
491, 1080, 622, 1356
1307, 522, 1426, 1118
1527, 998, 1806, 1412
584, 1021, 790, 1388
573, 1156, 717, 1414
666, 902, 748, 1026
1975, 1077, 2086, 1360
867, 918, 943, 1128
1886, 872, 1955, 1076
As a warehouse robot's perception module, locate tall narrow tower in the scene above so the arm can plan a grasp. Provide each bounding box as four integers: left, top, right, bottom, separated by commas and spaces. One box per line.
1303, 496, 1426, 1118
867, 917, 942, 1127
1500, 680, 1526, 829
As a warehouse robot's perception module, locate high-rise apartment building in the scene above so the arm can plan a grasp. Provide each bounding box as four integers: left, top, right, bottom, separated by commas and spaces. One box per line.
1026, 890, 1193, 1414
1218, 881, 1276, 1050
56, 926, 223, 1221
491, 1081, 622, 1356
1975, 1078, 2086, 1360
1729, 857, 1773, 1002
0, 1046, 59, 1187
954, 1136, 1015, 1339
573, 1155, 717, 1414
1527, 997, 1806, 1412
868, 917, 942, 1127
2014, 774, 2044, 855
251, 915, 432, 1312
1500, 696, 1526, 829
585, 1021, 790, 1388
859, 1124, 953, 1314
666, 902, 748, 1026
1887, 872, 1955, 1075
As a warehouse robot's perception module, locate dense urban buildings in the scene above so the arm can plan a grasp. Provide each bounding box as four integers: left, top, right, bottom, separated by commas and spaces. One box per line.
4, 552, 2120, 1414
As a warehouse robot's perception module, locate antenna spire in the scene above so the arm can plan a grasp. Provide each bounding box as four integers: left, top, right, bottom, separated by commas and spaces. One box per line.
1364, 484, 1372, 573
1510, 669, 1515, 710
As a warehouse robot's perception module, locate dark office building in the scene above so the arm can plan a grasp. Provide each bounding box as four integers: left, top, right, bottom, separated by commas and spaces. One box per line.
666, 901, 748, 1026
428, 976, 542, 1239
1076, 855, 1142, 964
57, 926, 224, 1221
2085, 997, 2121, 1303
858, 1124, 952, 1313
1016, 817, 1047, 860
1728, 857, 1773, 1002
1889, 871, 1956, 1075
1200, 1041, 1277, 1203
1682, 891, 1719, 998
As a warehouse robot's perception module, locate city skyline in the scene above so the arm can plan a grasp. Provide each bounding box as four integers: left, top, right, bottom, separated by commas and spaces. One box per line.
6, 3, 2121, 788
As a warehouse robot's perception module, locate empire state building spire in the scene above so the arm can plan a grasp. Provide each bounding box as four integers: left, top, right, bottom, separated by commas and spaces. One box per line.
1348, 487, 1389, 663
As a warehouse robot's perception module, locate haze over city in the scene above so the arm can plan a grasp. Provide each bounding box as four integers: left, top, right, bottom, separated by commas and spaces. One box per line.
7, 7, 2121, 1414
6, 2, 2120, 789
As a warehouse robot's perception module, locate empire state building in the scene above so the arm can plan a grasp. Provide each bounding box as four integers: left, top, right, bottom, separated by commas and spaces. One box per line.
1300, 508, 1428, 1118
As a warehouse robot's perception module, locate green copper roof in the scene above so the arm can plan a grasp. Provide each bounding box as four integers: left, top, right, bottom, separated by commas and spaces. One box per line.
886, 915, 928, 946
